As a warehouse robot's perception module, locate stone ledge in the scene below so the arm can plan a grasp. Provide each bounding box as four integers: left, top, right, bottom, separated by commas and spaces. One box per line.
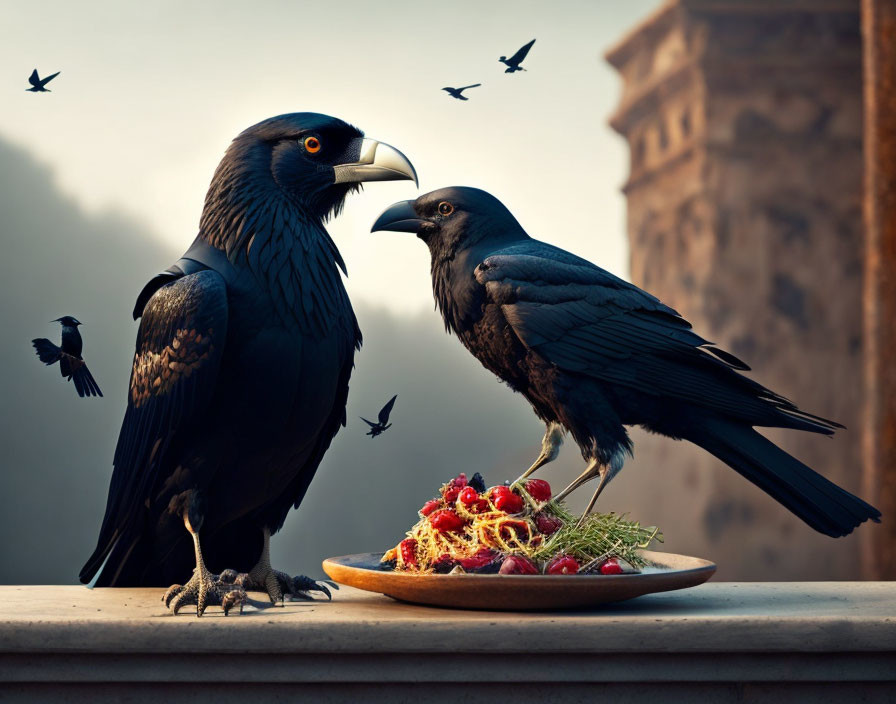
0, 583, 893, 703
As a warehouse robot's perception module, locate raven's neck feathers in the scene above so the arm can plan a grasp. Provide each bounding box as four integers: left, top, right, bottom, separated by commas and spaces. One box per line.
430, 230, 529, 335
196, 145, 356, 341
198, 146, 347, 276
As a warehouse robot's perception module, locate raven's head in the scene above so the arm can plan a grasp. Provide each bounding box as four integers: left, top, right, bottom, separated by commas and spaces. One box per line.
371, 187, 525, 262
201, 113, 417, 254
52, 316, 82, 327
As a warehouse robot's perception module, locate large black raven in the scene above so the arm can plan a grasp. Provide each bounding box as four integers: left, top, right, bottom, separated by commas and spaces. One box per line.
372, 187, 881, 537
32, 316, 103, 397
80, 113, 417, 615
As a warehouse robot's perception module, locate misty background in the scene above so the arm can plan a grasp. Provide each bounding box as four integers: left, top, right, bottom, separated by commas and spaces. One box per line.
1, 0, 868, 585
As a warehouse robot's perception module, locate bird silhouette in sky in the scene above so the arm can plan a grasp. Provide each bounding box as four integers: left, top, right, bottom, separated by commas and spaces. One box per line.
442, 84, 482, 100
32, 316, 103, 397
361, 395, 397, 437
499, 40, 535, 73
26, 69, 60, 92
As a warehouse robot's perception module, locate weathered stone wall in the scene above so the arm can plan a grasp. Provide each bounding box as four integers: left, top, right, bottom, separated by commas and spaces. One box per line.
606, 0, 866, 579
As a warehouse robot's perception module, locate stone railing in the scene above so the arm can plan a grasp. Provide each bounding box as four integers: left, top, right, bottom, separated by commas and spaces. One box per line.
0, 582, 893, 702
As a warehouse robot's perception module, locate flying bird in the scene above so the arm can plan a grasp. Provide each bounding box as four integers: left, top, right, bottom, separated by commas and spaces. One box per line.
499, 40, 535, 73
442, 84, 482, 101
32, 317, 103, 398
372, 187, 881, 537
79, 113, 417, 616
26, 69, 60, 92
361, 394, 397, 437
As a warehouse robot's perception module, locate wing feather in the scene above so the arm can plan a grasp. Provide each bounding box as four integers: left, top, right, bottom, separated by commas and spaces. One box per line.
477, 241, 833, 430
81, 270, 228, 582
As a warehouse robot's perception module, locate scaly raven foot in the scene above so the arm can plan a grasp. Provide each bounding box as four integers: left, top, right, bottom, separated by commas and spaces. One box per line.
225, 567, 336, 604
163, 568, 246, 616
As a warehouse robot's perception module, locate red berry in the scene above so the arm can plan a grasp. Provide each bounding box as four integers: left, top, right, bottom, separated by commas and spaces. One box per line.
459, 486, 479, 507
535, 514, 564, 535
525, 479, 552, 502
429, 509, 466, 533
459, 548, 499, 570
546, 554, 579, 575
399, 539, 417, 567
471, 498, 491, 513
443, 487, 460, 503
450, 473, 468, 489
420, 500, 441, 516
498, 554, 539, 575
600, 558, 624, 575
489, 486, 524, 514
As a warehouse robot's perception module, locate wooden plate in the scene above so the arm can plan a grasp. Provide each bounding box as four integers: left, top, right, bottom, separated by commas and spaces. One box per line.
322, 550, 716, 610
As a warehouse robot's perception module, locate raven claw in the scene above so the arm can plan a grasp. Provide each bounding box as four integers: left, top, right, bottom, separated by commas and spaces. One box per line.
163, 569, 246, 616
232, 568, 335, 603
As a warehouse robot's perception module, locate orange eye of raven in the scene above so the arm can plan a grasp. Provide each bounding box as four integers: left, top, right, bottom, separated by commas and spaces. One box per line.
304, 136, 322, 153
438, 201, 454, 216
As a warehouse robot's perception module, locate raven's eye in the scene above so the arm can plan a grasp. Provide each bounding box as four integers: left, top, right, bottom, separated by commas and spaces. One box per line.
303, 136, 322, 154
438, 201, 454, 216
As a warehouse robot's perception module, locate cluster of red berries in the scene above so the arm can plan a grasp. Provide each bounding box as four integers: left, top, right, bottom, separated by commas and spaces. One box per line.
389, 473, 631, 576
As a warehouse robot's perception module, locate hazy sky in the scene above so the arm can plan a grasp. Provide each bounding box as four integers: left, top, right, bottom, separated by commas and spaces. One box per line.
1, 0, 659, 315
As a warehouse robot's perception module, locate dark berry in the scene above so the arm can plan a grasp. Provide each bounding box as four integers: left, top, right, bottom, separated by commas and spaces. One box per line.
469, 472, 486, 493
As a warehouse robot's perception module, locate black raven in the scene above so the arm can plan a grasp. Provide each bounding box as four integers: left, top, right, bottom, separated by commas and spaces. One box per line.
32, 316, 102, 398
442, 84, 481, 101
372, 187, 881, 537
79, 113, 417, 615
26, 69, 60, 92
499, 40, 535, 73
361, 394, 397, 437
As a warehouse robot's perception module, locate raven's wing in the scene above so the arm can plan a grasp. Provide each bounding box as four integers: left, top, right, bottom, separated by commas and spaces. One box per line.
359, 417, 378, 428
377, 394, 397, 424
475, 241, 836, 432
507, 39, 535, 65
459, 84, 482, 92
80, 270, 228, 583
39, 71, 60, 86
32, 337, 62, 364
28, 69, 39, 87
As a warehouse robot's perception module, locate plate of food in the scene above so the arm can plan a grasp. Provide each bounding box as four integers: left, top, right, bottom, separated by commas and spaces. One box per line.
323, 473, 715, 610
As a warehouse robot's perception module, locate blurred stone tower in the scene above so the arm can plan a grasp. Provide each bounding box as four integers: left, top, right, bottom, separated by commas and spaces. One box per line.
606, 0, 865, 578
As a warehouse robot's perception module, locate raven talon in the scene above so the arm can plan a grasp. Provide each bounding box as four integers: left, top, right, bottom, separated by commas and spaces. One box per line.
163, 570, 246, 616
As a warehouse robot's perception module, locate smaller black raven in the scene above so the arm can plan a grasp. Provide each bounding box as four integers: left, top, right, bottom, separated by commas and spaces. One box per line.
442, 84, 482, 101
361, 395, 397, 437
32, 316, 102, 397
499, 40, 535, 73
372, 187, 881, 537
26, 69, 60, 92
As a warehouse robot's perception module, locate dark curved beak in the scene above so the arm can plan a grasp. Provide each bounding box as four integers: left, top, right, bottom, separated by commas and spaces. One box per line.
334, 139, 418, 186
371, 200, 426, 233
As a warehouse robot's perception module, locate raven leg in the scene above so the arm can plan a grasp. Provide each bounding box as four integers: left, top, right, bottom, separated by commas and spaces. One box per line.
227, 528, 335, 604
551, 457, 602, 506
162, 515, 246, 617
515, 422, 564, 483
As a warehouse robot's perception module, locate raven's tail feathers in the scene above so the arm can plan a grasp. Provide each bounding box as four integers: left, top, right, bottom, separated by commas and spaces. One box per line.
71, 362, 103, 398
689, 418, 880, 537
31, 338, 62, 365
